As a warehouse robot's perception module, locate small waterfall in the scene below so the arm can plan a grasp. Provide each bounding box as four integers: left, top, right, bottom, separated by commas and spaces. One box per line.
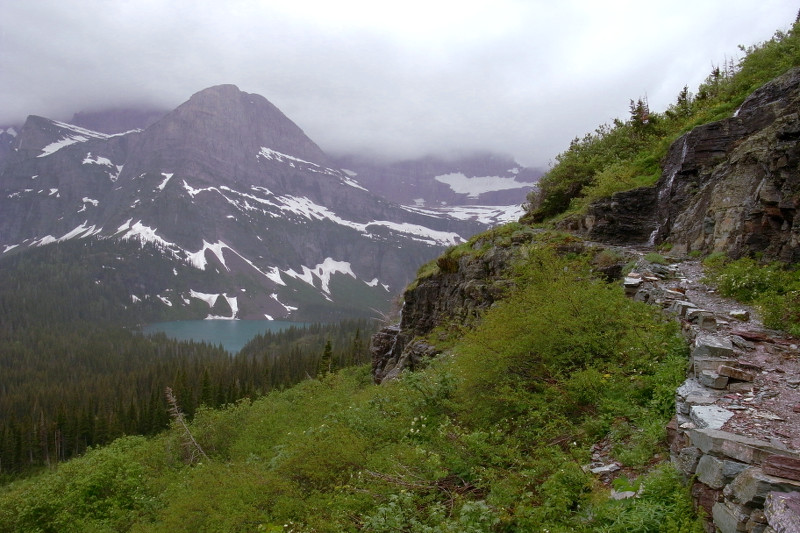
651, 136, 689, 245
659, 136, 688, 202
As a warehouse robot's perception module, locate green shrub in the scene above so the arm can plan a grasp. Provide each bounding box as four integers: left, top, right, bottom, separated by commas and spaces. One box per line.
644, 252, 669, 265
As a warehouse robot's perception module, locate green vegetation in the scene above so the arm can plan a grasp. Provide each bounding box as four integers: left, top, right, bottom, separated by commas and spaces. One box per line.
703, 255, 800, 334
0, 319, 373, 479
0, 240, 702, 531
525, 19, 800, 223
0, 237, 376, 478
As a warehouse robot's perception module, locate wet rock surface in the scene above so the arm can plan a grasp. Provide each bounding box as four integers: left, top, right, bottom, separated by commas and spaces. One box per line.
627, 256, 800, 533
568, 67, 800, 262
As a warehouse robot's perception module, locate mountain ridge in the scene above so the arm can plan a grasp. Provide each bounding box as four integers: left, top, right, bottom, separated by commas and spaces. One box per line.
0, 85, 530, 321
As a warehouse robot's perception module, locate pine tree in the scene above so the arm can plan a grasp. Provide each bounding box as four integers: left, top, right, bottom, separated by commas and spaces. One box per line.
318, 339, 332, 376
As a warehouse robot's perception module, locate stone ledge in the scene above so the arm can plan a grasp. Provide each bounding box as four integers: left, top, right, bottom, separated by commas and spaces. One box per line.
688, 428, 800, 465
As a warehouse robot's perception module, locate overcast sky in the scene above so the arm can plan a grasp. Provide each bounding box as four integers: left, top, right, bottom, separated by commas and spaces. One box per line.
1, 1, 797, 167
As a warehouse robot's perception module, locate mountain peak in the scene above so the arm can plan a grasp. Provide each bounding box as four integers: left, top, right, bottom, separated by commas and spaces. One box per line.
127, 84, 329, 173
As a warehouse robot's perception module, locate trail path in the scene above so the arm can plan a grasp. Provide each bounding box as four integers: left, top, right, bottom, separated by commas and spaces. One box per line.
630, 256, 800, 453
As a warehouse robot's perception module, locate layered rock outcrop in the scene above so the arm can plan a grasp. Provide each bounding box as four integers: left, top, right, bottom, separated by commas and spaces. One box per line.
371, 231, 531, 383
577, 67, 800, 261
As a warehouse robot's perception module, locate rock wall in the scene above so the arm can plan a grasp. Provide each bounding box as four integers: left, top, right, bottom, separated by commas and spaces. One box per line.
371, 233, 527, 383
575, 67, 800, 261
627, 262, 800, 533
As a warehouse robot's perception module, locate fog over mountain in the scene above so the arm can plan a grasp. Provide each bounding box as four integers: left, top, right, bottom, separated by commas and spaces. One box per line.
0, 85, 533, 321
1, 1, 796, 167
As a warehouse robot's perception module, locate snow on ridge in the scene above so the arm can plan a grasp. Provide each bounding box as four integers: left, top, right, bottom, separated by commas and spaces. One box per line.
37, 122, 110, 158
82, 153, 113, 166
258, 147, 316, 167
271, 293, 298, 314
116, 220, 177, 251
190, 290, 219, 307
157, 172, 174, 191
434, 172, 532, 198
50, 120, 111, 139
82, 197, 99, 206
3, 244, 19, 254
402, 204, 525, 226
58, 221, 101, 242
182, 180, 221, 198
366, 221, 462, 246
186, 240, 230, 271
5, 127, 17, 137
258, 147, 367, 190
284, 258, 356, 295
266, 193, 460, 246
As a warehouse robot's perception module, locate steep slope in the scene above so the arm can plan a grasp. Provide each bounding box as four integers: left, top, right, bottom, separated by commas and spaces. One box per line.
0, 85, 490, 321
575, 67, 800, 261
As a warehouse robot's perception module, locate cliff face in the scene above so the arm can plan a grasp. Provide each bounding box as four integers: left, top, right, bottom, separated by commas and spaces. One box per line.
371, 231, 531, 383
577, 67, 800, 260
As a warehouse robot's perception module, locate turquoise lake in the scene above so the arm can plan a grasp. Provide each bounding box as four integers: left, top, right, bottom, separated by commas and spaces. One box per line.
141, 320, 302, 354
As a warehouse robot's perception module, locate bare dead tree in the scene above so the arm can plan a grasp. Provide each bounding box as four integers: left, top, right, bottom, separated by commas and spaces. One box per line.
165, 387, 208, 464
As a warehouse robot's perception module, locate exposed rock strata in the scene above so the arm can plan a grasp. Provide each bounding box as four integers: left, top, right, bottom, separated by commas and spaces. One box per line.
573, 67, 800, 261
371, 235, 526, 383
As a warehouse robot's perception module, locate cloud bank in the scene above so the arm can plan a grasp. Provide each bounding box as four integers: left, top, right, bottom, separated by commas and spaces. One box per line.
1, 0, 796, 166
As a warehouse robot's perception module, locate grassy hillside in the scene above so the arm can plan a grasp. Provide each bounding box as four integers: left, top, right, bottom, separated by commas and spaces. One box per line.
525, 18, 800, 223
0, 236, 703, 532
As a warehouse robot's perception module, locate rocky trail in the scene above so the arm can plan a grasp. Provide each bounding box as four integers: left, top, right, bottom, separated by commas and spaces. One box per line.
623, 253, 800, 532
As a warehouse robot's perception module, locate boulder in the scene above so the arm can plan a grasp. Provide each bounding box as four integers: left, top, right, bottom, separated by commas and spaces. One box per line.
764, 491, 800, 532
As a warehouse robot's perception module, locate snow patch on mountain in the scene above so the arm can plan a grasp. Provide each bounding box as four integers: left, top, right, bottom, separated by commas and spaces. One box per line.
187, 240, 230, 271
58, 222, 101, 241
434, 172, 531, 198
271, 293, 298, 314
402, 204, 524, 226
190, 290, 218, 307
157, 172, 174, 191
285, 258, 356, 295
33, 235, 57, 246
5, 127, 17, 137
365, 278, 391, 291
82, 153, 114, 166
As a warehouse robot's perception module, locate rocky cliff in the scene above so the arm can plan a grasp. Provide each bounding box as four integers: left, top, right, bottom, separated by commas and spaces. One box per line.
574, 67, 800, 260
370, 67, 800, 531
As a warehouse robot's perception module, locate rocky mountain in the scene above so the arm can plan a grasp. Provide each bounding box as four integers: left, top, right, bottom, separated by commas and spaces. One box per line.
571, 67, 800, 261
0, 85, 523, 321
333, 152, 540, 209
